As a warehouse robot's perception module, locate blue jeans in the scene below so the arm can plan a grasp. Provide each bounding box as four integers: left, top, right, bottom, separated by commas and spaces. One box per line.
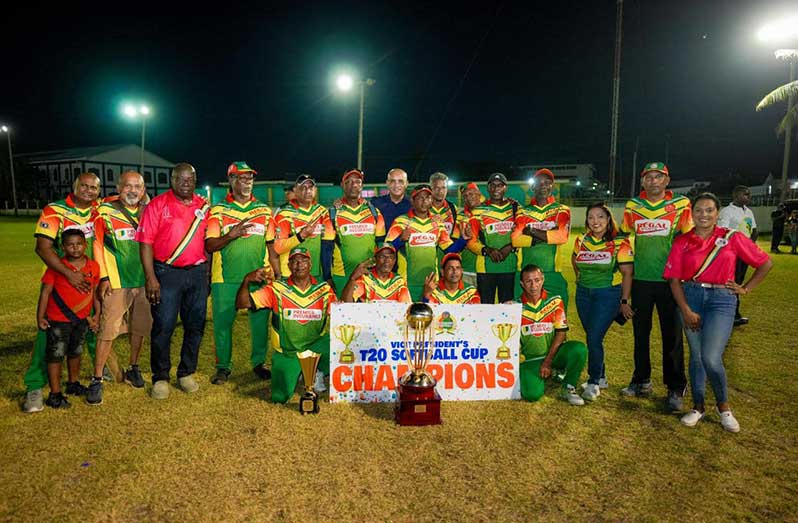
150, 262, 208, 383
679, 283, 736, 406
575, 284, 620, 384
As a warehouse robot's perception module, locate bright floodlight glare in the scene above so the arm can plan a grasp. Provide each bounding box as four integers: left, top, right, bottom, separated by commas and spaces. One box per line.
0, 125, 7, 133
140, 105, 150, 116
757, 17, 798, 43
336, 74, 354, 91
447, 180, 454, 187
576, 180, 581, 186
123, 104, 137, 118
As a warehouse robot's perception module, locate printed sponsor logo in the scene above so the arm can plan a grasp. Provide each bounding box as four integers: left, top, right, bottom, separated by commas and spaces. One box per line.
114, 227, 136, 241
574, 251, 612, 264
408, 232, 437, 247
284, 308, 323, 322
527, 221, 555, 231
244, 223, 266, 237
486, 221, 514, 234
340, 223, 375, 236
442, 221, 453, 234
635, 219, 670, 236
715, 237, 728, 247
64, 223, 94, 239
522, 322, 553, 336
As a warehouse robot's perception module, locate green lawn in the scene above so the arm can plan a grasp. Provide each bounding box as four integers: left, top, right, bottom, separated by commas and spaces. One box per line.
0, 216, 795, 522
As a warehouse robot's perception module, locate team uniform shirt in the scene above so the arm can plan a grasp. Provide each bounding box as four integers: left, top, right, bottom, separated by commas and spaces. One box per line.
621, 190, 692, 282
93, 197, 146, 289
249, 277, 336, 357
467, 199, 518, 274
135, 190, 209, 267
350, 270, 411, 303
572, 234, 634, 288
519, 290, 568, 362
34, 194, 99, 259
426, 280, 481, 304
456, 206, 478, 274
42, 257, 100, 322
386, 210, 460, 290
430, 201, 458, 236
330, 200, 386, 279
206, 194, 275, 284
511, 197, 570, 273
273, 201, 335, 279
718, 204, 757, 238
663, 227, 769, 285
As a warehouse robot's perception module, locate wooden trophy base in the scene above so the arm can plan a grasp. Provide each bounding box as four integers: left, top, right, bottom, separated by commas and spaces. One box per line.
394, 383, 441, 426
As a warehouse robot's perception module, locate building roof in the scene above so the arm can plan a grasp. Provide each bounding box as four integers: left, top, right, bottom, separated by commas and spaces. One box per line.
18, 144, 175, 168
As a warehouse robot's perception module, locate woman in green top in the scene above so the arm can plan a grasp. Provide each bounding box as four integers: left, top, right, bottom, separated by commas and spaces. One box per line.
572, 203, 634, 401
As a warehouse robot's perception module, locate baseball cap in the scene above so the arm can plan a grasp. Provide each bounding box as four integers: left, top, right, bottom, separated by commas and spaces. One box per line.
295, 174, 316, 186
640, 162, 669, 177
411, 184, 433, 198
440, 252, 462, 269
374, 242, 397, 255
534, 168, 554, 181
227, 161, 257, 176
459, 182, 480, 194
342, 169, 364, 184
288, 246, 312, 260
487, 172, 507, 185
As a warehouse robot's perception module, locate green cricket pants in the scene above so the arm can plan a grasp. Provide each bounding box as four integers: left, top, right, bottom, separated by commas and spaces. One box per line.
519, 340, 587, 402
270, 334, 330, 404
212, 283, 269, 371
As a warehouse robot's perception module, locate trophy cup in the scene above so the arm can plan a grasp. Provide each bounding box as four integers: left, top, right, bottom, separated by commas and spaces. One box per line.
395, 303, 442, 426
333, 324, 360, 364
492, 323, 517, 360
297, 350, 321, 415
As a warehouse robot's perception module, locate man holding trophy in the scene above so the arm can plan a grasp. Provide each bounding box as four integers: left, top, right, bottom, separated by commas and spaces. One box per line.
235, 247, 335, 405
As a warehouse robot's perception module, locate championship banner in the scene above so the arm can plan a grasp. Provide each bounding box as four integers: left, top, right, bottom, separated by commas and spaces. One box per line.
329, 303, 522, 403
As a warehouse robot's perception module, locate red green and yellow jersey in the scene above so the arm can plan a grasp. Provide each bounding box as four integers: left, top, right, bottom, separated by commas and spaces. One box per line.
250, 277, 336, 357
511, 197, 570, 273
351, 270, 411, 303
385, 210, 455, 290
93, 198, 145, 288
426, 281, 480, 304
466, 199, 518, 274
621, 191, 693, 282
330, 200, 386, 278
456, 206, 478, 273
430, 201, 458, 236
519, 290, 568, 361
572, 234, 634, 288
34, 194, 99, 259
206, 194, 275, 284
273, 201, 335, 279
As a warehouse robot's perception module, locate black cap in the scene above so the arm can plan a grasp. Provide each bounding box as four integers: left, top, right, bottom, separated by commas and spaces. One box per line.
488, 172, 507, 185
295, 174, 316, 186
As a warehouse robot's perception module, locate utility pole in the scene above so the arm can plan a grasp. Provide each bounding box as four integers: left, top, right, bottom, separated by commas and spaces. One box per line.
608, 0, 624, 204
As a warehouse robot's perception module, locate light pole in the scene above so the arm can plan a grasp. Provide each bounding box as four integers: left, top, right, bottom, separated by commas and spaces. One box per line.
336, 74, 376, 171
0, 125, 18, 216
122, 103, 151, 174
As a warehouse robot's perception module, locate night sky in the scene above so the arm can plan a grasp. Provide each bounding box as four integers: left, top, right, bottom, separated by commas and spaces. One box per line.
1, 0, 796, 190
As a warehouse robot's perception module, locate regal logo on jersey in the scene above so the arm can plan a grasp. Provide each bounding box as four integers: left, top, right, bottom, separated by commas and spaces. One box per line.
635, 219, 670, 236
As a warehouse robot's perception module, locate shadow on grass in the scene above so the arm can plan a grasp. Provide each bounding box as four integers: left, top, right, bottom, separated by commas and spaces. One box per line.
352, 401, 395, 421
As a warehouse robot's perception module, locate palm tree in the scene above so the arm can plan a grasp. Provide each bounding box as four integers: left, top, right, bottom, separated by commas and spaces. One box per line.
756, 80, 798, 138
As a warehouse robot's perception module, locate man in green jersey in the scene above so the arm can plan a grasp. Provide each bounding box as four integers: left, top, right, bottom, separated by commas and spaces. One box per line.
457, 182, 484, 288
206, 162, 279, 385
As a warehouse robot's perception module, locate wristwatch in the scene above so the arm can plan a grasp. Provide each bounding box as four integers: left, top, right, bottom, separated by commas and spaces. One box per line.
620, 299, 629, 304
481, 247, 489, 256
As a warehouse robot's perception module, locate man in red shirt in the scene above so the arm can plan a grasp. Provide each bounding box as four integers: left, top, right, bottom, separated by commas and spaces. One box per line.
136, 163, 210, 400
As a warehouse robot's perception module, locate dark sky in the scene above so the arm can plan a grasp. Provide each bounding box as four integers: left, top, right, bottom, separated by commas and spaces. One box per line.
1, 0, 796, 189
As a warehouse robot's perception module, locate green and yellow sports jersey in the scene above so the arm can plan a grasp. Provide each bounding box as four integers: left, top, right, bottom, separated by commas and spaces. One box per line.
621, 191, 692, 282
426, 281, 480, 304
456, 207, 477, 273
35, 194, 99, 259
511, 197, 570, 273
93, 198, 145, 288
330, 200, 386, 278
466, 199, 518, 274
385, 210, 455, 290
351, 270, 411, 303
519, 291, 568, 361
273, 201, 335, 279
572, 234, 634, 288
206, 195, 275, 284
250, 277, 336, 357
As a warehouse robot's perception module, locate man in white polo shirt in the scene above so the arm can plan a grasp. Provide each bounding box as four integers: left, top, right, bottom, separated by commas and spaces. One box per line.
718, 185, 758, 327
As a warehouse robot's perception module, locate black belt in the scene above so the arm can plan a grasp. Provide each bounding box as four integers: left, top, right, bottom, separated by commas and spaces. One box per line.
682, 281, 726, 289
155, 261, 207, 271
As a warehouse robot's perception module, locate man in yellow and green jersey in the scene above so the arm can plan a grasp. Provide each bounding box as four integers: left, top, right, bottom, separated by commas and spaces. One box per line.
429, 172, 459, 264
511, 168, 571, 307
422, 253, 481, 304
341, 243, 411, 303
206, 162, 279, 385
329, 169, 386, 294
456, 182, 484, 288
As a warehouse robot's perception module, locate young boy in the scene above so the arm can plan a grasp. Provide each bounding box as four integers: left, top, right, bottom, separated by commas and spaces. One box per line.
36, 229, 101, 408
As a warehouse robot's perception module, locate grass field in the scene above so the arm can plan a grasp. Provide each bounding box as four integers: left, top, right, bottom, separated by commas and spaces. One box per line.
0, 216, 796, 522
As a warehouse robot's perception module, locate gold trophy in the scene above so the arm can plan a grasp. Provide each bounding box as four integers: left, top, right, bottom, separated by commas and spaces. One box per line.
333, 324, 360, 364
297, 350, 321, 415
492, 323, 517, 360
395, 303, 441, 426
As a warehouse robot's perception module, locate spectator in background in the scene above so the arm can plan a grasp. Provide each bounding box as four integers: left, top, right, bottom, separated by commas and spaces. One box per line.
718, 185, 757, 327
770, 203, 786, 253
787, 210, 798, 255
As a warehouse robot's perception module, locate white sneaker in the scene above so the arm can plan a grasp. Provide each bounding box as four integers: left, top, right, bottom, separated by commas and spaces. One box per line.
178, 375, 199, 394
716, 407, 740, 433
313, 370, 327, 393
680, 409, 704, 427
22, 389, 44, 413
152, 380, 170, 400
560, 385, 585, 406
581, 383, 601, 401
582, 377, 609, 390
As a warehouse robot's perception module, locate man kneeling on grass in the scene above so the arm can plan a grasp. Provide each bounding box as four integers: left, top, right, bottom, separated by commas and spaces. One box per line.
236, 247, 336, 403
517, 264, 587, 406
36, 229, 101, 409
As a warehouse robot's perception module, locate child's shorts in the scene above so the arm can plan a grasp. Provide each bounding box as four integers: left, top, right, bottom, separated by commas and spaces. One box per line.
45, 320, 88, 363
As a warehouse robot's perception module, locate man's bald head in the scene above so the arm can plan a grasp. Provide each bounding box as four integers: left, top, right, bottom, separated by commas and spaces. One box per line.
72, 172, 101, 207
386, 168, 408, 200
171, 162, 197, 200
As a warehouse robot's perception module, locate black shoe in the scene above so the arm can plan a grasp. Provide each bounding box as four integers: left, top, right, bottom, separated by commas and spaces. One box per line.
45, 392, 71, 409
124, 365, 145, 388
253, 364, 272, 380
733, 317, 749, 327
65, 381, 88, 396
86, 378, 103, 406
665, 390, 684, 412
210, 368, 231, 385
771, 248, 782, 253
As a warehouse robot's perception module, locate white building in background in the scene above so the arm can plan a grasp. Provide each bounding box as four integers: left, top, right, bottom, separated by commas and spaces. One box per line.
668, 179, 711, 196
513, 163, 597, 185
20, 144, 175, 200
